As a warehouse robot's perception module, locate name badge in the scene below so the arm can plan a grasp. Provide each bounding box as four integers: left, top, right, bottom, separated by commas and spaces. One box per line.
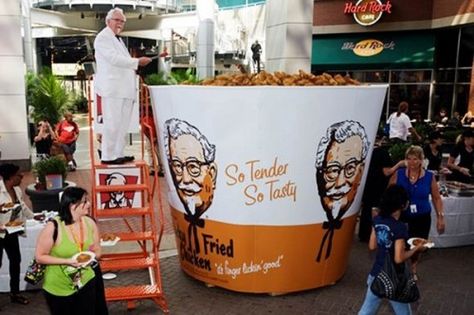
410, 204, 417, 214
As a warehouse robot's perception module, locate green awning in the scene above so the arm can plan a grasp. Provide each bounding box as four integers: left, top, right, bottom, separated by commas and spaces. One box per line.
312, 32, 434, 70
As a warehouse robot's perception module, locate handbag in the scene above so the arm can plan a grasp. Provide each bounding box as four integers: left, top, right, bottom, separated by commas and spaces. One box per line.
24, 219, 58, 285
24, 259, 46, 285
370, 250, 420, 303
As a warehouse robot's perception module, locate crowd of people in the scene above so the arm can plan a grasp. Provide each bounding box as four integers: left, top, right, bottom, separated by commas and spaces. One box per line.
33, 112, 79, 171
0, 164, 108, 314
4, 4, 473, 314
357, 101, 474, 313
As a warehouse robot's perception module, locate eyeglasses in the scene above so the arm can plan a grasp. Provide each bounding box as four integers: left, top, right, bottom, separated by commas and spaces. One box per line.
111, 18, 126, 23
171, 159, 208, 178
322, 159, 362, 182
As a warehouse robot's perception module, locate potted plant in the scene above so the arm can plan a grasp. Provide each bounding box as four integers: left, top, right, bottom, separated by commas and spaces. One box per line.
33, 156, 68, 191
26, 157, 70, 212
27, 68, 71, 126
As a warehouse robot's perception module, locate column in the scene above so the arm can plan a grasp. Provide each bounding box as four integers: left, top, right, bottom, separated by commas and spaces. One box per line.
265, 0, 313, 73
22, 0, 36, 73
469, 56, 474, 113
196, 0, 215, 80
0, 0, 30, 167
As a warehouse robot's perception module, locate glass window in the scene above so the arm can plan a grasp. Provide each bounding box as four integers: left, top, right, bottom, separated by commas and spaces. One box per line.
455, 84, 470, 115
434, 29, 458, 68
432, 84, 454, 117
457, 69, 472, 83
351, 71, 389, 83
435, 69, 455, 83
391, 70, 431, 83
389, 84, 430, 119
459, 26, 474, 67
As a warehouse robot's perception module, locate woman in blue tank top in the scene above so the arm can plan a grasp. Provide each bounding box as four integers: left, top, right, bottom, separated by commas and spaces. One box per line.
389, 145, 445, 280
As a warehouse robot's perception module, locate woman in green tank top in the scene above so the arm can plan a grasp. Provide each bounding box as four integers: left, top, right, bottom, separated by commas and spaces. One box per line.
35, 187, 103, 315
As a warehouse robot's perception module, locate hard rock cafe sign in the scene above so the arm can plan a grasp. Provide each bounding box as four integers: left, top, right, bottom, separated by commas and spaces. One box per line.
344, 0, 393, 26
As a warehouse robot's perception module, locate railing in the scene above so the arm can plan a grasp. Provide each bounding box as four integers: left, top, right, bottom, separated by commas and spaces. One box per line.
31, 0, 181, 10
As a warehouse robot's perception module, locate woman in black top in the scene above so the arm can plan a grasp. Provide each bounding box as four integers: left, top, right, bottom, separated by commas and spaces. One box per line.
423, 131, 443, 172
34, 120, 55, 160
447, 129, 474, 183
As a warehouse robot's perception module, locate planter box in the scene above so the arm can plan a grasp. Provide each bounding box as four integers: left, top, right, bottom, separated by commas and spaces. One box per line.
25, 181, 76, 213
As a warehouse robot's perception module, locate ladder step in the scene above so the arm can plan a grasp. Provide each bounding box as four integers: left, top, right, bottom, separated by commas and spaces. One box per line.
101, 256, 156, 271
105, 231, 154, 242
94, 160, 147, 169
105, 285, 162, 301
95, 184, 148, 192
95, 207, 151, 218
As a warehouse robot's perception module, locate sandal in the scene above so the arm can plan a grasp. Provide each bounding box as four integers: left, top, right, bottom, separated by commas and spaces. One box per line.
10, 293, 29, 305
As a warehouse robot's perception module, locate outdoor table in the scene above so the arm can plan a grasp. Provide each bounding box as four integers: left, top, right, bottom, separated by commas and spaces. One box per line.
430, 195, 474, 248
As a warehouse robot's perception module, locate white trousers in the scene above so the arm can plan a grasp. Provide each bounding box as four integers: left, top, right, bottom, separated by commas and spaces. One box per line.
101, 97, 134, 161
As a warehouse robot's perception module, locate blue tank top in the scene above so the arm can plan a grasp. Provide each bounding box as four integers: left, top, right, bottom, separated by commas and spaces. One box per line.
396, 168, 433, 216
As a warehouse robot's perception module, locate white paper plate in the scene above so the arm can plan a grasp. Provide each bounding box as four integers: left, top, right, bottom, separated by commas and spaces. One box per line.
72, 251, 96, 267
407, 238, 435, 250
100, 236, 120, 247
102, 272, 117, 280
5, 224, 25, 234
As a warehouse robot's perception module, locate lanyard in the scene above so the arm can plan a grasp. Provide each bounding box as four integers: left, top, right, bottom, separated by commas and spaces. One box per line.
68, 218, 84, 252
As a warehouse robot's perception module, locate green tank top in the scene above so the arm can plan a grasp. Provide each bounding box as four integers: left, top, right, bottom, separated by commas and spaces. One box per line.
42, 217, 96, 296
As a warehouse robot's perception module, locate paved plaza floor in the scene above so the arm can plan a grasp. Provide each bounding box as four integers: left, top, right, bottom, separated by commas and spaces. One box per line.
1, 239, 473, 314
2, 115, 473, 314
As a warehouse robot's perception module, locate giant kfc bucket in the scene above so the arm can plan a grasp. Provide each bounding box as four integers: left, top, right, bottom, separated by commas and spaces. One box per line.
149, 85, 388, 293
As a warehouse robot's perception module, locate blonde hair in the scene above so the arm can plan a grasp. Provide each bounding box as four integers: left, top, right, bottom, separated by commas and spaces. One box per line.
405, 145, 424, 160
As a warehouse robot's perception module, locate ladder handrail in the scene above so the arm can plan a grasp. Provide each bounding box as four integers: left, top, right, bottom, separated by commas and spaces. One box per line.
86, 76, 168, 313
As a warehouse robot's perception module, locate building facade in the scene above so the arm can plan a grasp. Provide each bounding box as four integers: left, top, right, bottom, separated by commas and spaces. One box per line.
312, 0, 474, 121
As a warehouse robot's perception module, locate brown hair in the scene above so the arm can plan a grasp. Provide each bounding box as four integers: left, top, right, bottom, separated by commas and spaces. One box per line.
397, 101, 409, 117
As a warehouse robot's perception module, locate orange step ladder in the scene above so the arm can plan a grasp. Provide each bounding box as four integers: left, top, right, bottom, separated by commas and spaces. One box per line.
86, 79, 169, 313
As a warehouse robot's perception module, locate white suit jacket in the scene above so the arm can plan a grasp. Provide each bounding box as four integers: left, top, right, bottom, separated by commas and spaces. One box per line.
94, 26, 139, 99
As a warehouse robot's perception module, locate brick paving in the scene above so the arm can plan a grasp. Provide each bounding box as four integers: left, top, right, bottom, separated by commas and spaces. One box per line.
5, 121, 474, 314
1, 239, 473, 314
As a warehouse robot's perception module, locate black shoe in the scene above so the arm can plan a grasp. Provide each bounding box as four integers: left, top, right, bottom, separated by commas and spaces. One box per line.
11, 293, 29, 305
158, 170, 164, 177
102, 158, 126, 165
122, 156, 135, 162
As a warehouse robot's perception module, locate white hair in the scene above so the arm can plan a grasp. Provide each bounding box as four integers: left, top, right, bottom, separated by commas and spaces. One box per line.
164, 118, 216, 163
315, 120, 370, 168
106, 7, 125, 22
106, 172, 127, 185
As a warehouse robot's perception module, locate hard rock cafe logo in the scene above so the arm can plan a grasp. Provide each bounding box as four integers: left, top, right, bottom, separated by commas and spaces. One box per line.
341, 39, 395, 57
344, 0, 393, 26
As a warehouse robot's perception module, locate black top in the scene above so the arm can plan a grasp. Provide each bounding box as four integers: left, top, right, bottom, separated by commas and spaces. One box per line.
362, 146, 393, 205
447, 143, 474, 183
370, 215, 408, 276
35, 135, 53, 155
423, 144, 442, 171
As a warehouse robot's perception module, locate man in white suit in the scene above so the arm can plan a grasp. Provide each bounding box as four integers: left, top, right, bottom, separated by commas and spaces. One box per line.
94, 8, 151, 164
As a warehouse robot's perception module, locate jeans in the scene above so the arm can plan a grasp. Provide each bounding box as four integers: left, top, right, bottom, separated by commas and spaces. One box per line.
358, 274, 412, 315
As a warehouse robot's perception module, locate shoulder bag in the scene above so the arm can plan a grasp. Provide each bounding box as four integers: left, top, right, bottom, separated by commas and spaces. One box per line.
370, 250, 420, 303
24, 219, 58, 285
